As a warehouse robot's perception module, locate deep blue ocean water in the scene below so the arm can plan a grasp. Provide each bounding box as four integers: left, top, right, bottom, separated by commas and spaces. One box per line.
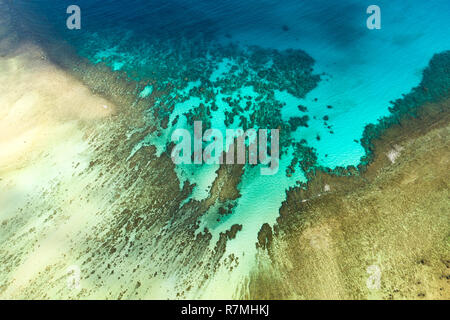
14, 0, 450, 273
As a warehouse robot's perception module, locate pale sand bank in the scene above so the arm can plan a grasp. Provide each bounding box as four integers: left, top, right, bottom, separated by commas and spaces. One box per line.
0, 38, 119, 297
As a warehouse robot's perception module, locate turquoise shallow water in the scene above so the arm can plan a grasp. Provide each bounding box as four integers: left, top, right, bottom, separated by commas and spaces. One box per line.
14, 0, 450, 277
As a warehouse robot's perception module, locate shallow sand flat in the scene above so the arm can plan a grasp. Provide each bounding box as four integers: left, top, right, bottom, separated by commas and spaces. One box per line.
0, 44, 114, 168
247, 101, 450, 299
0, 39, 119, 297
